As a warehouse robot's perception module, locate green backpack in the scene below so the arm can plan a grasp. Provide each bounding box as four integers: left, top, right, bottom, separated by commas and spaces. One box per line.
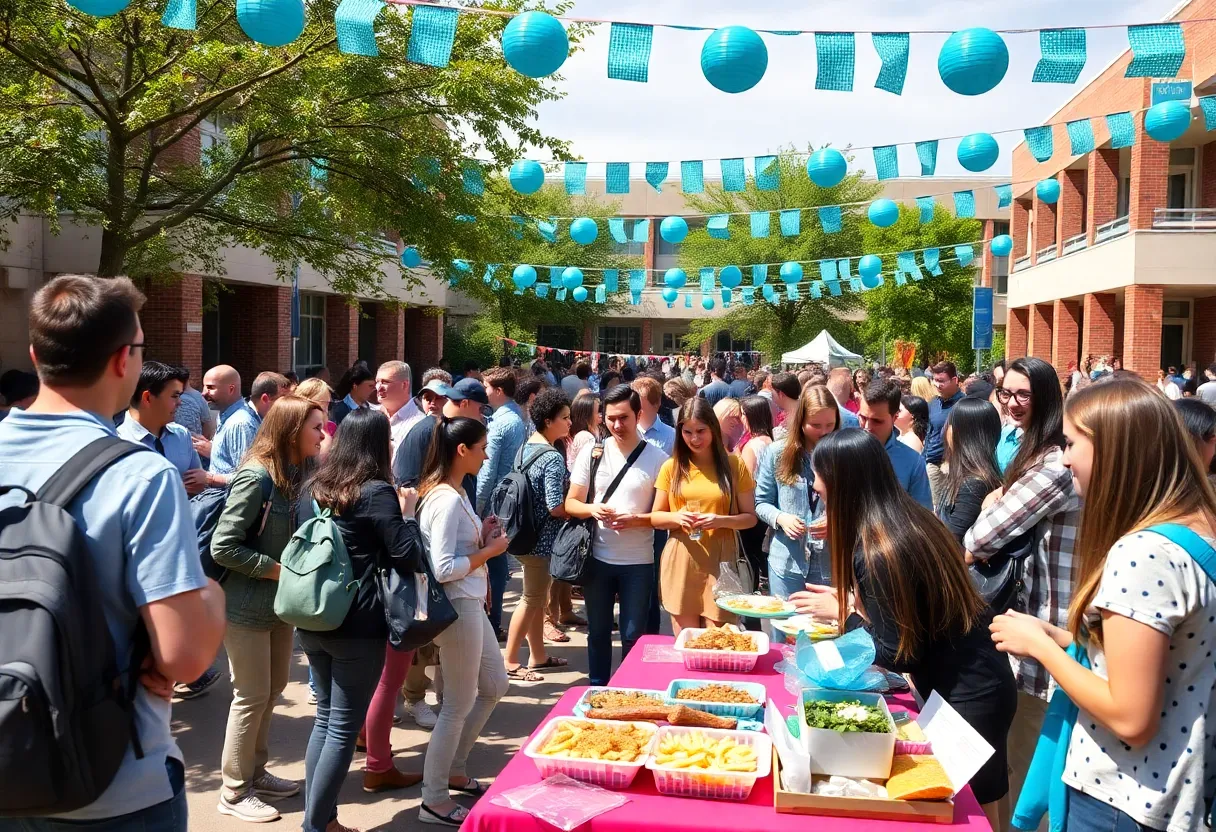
274, 500, 358, 631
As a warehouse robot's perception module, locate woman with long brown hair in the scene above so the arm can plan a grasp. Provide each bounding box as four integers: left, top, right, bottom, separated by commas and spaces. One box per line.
806, 428, 1017, 830
991, 379, 1216, 832
651, 397, 757, 634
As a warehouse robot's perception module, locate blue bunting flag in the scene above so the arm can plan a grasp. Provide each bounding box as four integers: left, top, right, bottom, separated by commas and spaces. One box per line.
872, 32, 910, 95
607, 22, 653, 82
407, 5, 458, 67
756, 155, 780, 191
1033, 28, 1086, 83
606, 162, 630, 194
721, 158, 746, 192
779, 209, 801, 237
816, 32, 855, 91
681, 160, 704, 194
750, 212, 771, 238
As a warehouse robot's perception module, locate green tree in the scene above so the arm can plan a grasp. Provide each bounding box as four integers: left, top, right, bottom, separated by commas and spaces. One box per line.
0, 0, 577, 294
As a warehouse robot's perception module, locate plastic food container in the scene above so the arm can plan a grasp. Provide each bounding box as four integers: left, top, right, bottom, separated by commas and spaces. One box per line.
664, 679, 766, 720
572, 687, 668, 717
646, 725, 773, 801
799, 689, 896, 779
523, 717, 657, 790
673, 628, 769, 673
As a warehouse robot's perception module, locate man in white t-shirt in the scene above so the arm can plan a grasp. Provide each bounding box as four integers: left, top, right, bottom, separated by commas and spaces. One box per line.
565, 383, 666, 686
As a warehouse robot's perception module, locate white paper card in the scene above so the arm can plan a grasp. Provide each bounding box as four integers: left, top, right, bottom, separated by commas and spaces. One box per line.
812, 638, 845, 671
766, 698, 810, 793
916, 691, 995, 796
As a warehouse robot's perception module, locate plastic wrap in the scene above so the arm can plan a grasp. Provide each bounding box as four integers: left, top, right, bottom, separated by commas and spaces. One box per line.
490, 774, 629, 831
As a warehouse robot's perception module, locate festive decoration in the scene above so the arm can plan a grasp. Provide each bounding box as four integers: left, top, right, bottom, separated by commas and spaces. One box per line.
161, 0, 197, 30
700, 26, 768, 94
407, 4, 458, 66
645, 162, 669, 191
572, 286, 589, 302
67, 0, 130, 15
702, 296, 716, 310
861, 271, 883, 290
509, 160, 545, 194
957, 133, 999, 172
1144, 100, 1192, 143
561, 267, 584, 289
779, 262, 803, 284
807, 148, 847, 187
401, 246, 421, 268
937, 27, 1008, 96
570, 217, 598, 245
916, 140, 939, 175
1036, 178, 1061, 204
661, 287, 679, 304
1033, 28, 1086, 84
873, 146, 899, 180
502, 11, 569, 78
872, 32, 910, 95
608, 22, 654, 82
1126, 23, 1185, 78
815, 32, 855, 91
660, 216, 688, 244
719, 265, 743, 289
858, 254, 882, 279
868, 198, 900, 228
512, 264, 537, 290
990, 234, 1013, 257
236, 0, 305, 46
664, 268, 687, 289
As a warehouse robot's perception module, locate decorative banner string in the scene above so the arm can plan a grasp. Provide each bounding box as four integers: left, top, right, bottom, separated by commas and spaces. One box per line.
494, 335, 762, 361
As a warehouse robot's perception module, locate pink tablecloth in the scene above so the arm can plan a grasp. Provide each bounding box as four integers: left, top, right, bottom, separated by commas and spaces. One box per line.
463, 635, 992, 832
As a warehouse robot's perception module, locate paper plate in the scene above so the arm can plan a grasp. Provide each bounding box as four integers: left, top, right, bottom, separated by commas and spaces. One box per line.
771, 614, 840, 640
714, 594, 797, 619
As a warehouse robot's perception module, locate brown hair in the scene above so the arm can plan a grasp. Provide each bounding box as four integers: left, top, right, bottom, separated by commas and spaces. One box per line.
483, 367, 517, 398
631, 376, 662, 407
671, 397, 734, 502
29, 275, 145, 386
1065, 378, 1216, 645
295, 377, 333, 406
664, 377, 694, 406
242, 395, 323, 498
777, 385, 841, 485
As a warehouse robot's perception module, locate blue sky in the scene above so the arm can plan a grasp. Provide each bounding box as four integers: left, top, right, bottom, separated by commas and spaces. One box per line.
530, 0, 1179, 177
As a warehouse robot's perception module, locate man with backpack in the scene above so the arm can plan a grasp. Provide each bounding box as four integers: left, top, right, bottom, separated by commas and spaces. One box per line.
0, 274, 227, 829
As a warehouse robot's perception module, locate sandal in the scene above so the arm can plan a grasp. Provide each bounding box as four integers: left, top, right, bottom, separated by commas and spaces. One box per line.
450, 777, 487, 798
419, 804, 469, 827
560, 613, 588, 627
528, 656, 569, 671
543, 621, 570, 643
506, 665, 544, 682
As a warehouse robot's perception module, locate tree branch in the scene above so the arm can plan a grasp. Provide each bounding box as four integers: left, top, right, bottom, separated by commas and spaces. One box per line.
64, 40, 120, 126
0, 38, 113, 126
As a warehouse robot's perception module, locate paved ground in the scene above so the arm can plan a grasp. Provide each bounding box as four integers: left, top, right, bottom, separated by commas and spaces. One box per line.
174, 575, 645, 831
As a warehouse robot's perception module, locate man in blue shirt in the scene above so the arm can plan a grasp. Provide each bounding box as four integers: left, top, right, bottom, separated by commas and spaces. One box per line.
697, 358, 732, 407
0, 274, 226, 828
117, 361, 207, 496
201, 369, 288, 487
727, 366, 756, 399
858, 378, 933, 509
923, 360, 964, 510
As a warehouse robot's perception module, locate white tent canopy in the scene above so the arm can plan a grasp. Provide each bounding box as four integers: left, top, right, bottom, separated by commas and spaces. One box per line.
781, 330, 863, 367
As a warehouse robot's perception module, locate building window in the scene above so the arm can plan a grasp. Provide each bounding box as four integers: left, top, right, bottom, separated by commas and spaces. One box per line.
597, 326, 641, 355
662, 333, 677, 352
296, 294, 326, 377
1117, 177, 1130, 218
200, 115, 235, 156
537, 325, 579, 350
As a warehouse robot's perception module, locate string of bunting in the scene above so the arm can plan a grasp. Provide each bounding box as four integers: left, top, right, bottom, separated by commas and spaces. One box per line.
494, 335, 762, 364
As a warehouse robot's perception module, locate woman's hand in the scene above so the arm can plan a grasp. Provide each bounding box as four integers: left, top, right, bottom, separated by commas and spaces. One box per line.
981, 487, 1005, 511
398, 486, 419, 517
990, 610, 1060, 659
788, 584, 839, 620
807, 517, 828, 540
693, 513, 732, 530
776, 513, 807, 538
483, 532, 509, 558
590, 504, 618, 523
673, 510, 700, 532
264, 562, 282, 581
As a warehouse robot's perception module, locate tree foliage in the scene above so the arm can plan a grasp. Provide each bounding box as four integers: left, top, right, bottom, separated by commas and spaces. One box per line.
0, 0, 577, 294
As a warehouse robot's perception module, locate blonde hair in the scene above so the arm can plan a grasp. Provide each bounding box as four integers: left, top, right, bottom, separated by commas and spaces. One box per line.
1065, 378, 1216, 645
713, 397, 741, 423
631, 376, 662, 407
664, 377, 695, 405
777, 385, 840, 485
910, 376, 936, 401
295, 377, 332, 407
242, 395, 323, 497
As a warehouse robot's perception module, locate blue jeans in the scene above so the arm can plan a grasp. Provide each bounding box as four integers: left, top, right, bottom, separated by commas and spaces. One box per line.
645, 530, 668, 635
584, 558, 653, 686
297, 634, 385, 832
768, 569, 810, 600
3, 760, 187, 832
1066, 787, 1154, 832
487, 553, 509, 632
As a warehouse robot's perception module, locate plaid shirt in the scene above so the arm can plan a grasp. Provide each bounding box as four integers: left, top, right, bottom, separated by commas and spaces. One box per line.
964, 447, 1081, 699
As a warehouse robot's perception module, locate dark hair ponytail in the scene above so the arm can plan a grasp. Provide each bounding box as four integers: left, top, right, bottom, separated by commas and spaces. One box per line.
419, 416, 488, 497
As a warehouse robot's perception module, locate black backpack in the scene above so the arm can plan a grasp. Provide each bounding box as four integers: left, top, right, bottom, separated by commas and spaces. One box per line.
0, 436, 151, 817
488, 443, 563, 557
191, 473, 274, 582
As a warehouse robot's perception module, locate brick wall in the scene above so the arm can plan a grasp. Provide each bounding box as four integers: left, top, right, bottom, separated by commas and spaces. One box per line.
980, 219, 994, 289
1028, 303, 1054, 360
229, 283, 292, 391
141, 275, 204, 382
1007, 307, 1029, 360
1031, 191, 1057, 263
374, 303, 404, 367
1086, 149, 1120, 246
641, 319, 654, 354
1123, 285, 1163, 376
325, 299, 359, 380
1129, 119, 1170, 230
156, 122, 201, 168
1193, 296, 1216, 367
1052, 299, 1080, 383
1113, 311, 1125, 362
1057, 169, 1086, 255
1081, 292, 1117, 360
405, 307, 444, 379
1012, 200, 1030, 260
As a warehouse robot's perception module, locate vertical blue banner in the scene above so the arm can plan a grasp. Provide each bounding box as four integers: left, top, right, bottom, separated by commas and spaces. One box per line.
972, 287, 994, 350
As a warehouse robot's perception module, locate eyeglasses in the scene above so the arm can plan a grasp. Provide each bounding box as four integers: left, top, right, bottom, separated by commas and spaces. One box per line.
996, 388, 1032, 405
124, 342, 146, 355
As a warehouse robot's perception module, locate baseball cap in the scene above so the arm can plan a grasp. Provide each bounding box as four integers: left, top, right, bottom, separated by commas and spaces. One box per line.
438, 378, 489, 406
420, 379, 448, 397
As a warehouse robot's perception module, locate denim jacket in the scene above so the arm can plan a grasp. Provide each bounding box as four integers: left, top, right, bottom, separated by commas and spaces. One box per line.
754, 440, 829, 584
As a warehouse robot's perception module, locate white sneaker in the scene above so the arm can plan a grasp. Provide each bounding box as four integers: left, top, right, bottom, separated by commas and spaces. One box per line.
218, 791, 281, 823
252, 771, 301, 798
411, 699, 438, 729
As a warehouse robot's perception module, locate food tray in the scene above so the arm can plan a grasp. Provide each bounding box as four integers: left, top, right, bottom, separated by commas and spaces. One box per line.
646, 725, 773, 801
573, 686, 668, 717
523, 717, 658, 790
714, 594, 797, 619
673, 628, 769, 673
665, 679, 766, 720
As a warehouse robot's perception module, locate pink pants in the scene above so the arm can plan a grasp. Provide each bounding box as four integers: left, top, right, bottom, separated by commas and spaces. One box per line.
364, 643, 415, 773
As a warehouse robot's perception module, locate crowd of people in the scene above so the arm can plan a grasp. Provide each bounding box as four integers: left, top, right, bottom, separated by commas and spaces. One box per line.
3, 274, 1216, 832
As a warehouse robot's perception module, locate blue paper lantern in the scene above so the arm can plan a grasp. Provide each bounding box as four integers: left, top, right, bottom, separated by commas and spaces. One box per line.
236, 0, 306, 46
868, 199, 900, 228
990, 234, 1013, 258
660, 216, 689, 244
569, 217, 598, 245
719, 266, 743, 289
502, 11, 569, 79
66, 0, 130, 14
661, 287, 679, 305
701, 26, 768, 94
806, 148, 847, 188
779, 262, 803, 284
400, 246, 422, 269
858, 255, 882, 279
701, 297, 716, 311
572, 286, 589, 303
561, 267, 583, 290
664, 268, 687, 289
512, 264, 537, 290
957, 133, 999, 173
861, 273, 884, 290
1144, 101, 1192, 143
1036, 178, 1061, 204
937, 27, 1008, 96
509, 160, 544, 195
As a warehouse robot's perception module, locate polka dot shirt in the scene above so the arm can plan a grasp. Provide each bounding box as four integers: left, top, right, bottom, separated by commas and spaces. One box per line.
1062, 531, 1216, 832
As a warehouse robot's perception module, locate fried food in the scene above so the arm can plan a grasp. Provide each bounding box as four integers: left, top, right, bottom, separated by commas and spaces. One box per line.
537, 720, 652, 762
885, 755, 954, 801
585, 690, 665, 710
586, 705, 675, 723
684, 625, 757, 652
674, 684, 759, 705
724, 595, 788, 613
652, 730, 758, 772
666, 705, 738, 730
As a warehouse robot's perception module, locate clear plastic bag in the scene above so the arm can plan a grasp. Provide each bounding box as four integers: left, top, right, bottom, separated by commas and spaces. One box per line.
776, 629, 890, 692
490, 774, 630, 831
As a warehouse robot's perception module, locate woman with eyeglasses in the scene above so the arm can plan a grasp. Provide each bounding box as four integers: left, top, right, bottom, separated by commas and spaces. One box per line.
1174, 398, 1216, 484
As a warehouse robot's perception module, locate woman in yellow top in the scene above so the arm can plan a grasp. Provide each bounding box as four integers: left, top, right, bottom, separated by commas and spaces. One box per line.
652, 397, 758, 634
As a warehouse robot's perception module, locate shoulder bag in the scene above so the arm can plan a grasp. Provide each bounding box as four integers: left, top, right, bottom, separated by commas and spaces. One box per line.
714, 462, 756, 597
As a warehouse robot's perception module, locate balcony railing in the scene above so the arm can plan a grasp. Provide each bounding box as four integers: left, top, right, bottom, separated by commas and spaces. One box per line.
1012, 255, 1031, 272
1036, 245, 1057, 264
1152, 207, 1216, 231
1094, 215, 1129, 243
1062, 232, 1088, 256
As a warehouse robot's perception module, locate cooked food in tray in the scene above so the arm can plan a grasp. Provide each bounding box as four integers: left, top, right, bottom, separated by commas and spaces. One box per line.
585, 689, 665, 710
652, 731, 758, 772
585, 704, 738, 730
673, 683, 760, 705
537, 720, 652, 762
684, 625, 757, 652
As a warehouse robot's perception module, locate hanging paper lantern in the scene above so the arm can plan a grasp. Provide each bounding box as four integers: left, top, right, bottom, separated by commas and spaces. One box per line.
570, 217, 598, 245
957, 133, 999, 173
779, 262, 803, 284
861, 273, 884, 290
664, 268, 687, 289
572, 286, 589, 303
858, 255, 883, 280
806, 148, 847, 188
868, 199, 900, 228
661, 287, 679, 305
1036, 178, 1061, 204
937, 27, 1008, 96
66, 0, 130, 15
719, 266, 743, 289
701, 296, 716, 311
990, 234, 1013, 258
400, 246, 421, 269
1144, 101, 1192, 143
700, 26, 768, 94
660, 216, 689, 244
501, 11, 569, 78
512, 264, 537, 290
561, 267, 583, 290
509, 160, 544, 194
236, 0, 306, 46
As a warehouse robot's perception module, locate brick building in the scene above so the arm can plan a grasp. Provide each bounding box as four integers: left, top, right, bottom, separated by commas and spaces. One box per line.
1004, 0, 1216, 378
